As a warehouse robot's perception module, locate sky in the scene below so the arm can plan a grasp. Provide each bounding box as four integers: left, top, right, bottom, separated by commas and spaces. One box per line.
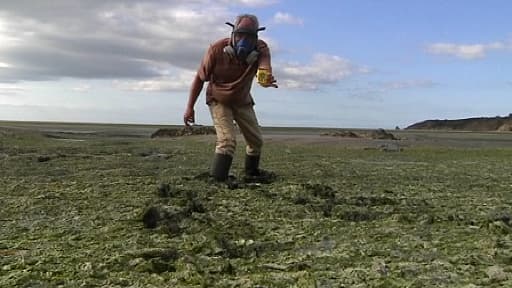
0, 0, 511, 128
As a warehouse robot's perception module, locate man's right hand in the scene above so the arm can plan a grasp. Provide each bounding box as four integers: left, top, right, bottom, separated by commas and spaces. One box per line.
183, 107, 195, 126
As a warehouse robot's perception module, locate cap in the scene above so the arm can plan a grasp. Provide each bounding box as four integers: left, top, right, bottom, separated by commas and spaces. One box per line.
234, 17, 259, 34
226, 14, 266, 35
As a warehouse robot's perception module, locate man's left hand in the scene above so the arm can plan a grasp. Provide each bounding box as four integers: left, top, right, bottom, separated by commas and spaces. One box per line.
259, 75, 278, 88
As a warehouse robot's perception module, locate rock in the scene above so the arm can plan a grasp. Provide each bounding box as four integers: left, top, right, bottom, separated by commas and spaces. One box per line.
321, 130, 361, 138
498, 123, 512, 131
370, 128, 397, 140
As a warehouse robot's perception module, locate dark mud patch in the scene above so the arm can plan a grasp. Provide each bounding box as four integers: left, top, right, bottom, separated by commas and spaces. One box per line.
148, 260, 176, 273
141, 152, 172, 160
37, 155, 52, 162
188, 172, 240, 189
151, 126, 216, 138
338, 209, 382, 222
42, 131, 97, 139
157, 183, 183, 198
130, 248, 180, 273
292, 184, 341, 218
303, 183, 336, 199
322, 199, 335, 217
293, 194, 311, 205
348, 196, 398, 207
143, 183, 209, 236
146, 202, 206, 232
188, 171, 277, 189
36, 153, 72, 162
220, 262, 236, 275
185, 198, 206, 214
243, 170, 278, 184
164, 219, 183, 237
294, 185, 411, 220
142, 206, 160, 229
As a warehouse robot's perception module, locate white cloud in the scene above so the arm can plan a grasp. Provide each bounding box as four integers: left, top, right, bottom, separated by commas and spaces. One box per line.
382, 80, 435, 90
226, 0, 278, 7
426, 41, 505, 59
0, 1, 273, 83
0, 83, 25, 95
276, 54, 368, 90
273, 12, 303, 25
0, 18, 21, 47
71, 84, 91, 93
114, 70, 195, 92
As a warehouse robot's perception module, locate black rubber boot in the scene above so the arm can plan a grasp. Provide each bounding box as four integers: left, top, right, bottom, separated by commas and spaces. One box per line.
210, 153, 233, 181
244, 154, 276, 184
245, 154, 261, 176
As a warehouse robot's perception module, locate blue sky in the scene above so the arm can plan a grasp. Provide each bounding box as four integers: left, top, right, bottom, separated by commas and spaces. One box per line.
0, 0, 511, 128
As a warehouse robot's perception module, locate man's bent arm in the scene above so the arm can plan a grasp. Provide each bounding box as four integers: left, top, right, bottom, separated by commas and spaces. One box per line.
187, 75, 205, 109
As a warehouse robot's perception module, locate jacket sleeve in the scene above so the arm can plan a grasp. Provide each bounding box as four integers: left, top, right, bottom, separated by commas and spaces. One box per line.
197, 44, 215, 82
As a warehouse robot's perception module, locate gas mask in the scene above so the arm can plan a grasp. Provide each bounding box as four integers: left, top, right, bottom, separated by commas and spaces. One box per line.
234, 37, 256, 60
224, 19, 266, 64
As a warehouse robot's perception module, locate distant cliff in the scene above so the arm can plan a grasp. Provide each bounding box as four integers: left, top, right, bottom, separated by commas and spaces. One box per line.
406, 115, 512, 131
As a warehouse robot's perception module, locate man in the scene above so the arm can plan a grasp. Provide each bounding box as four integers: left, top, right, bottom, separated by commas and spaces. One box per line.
183, 14, 277, 181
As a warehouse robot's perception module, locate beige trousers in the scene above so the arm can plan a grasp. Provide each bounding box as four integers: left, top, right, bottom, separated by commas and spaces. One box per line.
209, 101, 263, 156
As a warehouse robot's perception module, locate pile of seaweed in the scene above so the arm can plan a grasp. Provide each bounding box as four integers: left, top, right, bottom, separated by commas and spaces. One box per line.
321, 128, 397, 140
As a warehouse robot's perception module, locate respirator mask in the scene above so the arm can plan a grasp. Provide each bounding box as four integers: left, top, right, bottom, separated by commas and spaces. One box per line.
234, 37, 256, 60
224, 17, 266, 64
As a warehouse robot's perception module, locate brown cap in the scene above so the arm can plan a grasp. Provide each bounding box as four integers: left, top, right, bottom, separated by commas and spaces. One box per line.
234, 16, 259, 34
227, 14, 265, 35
